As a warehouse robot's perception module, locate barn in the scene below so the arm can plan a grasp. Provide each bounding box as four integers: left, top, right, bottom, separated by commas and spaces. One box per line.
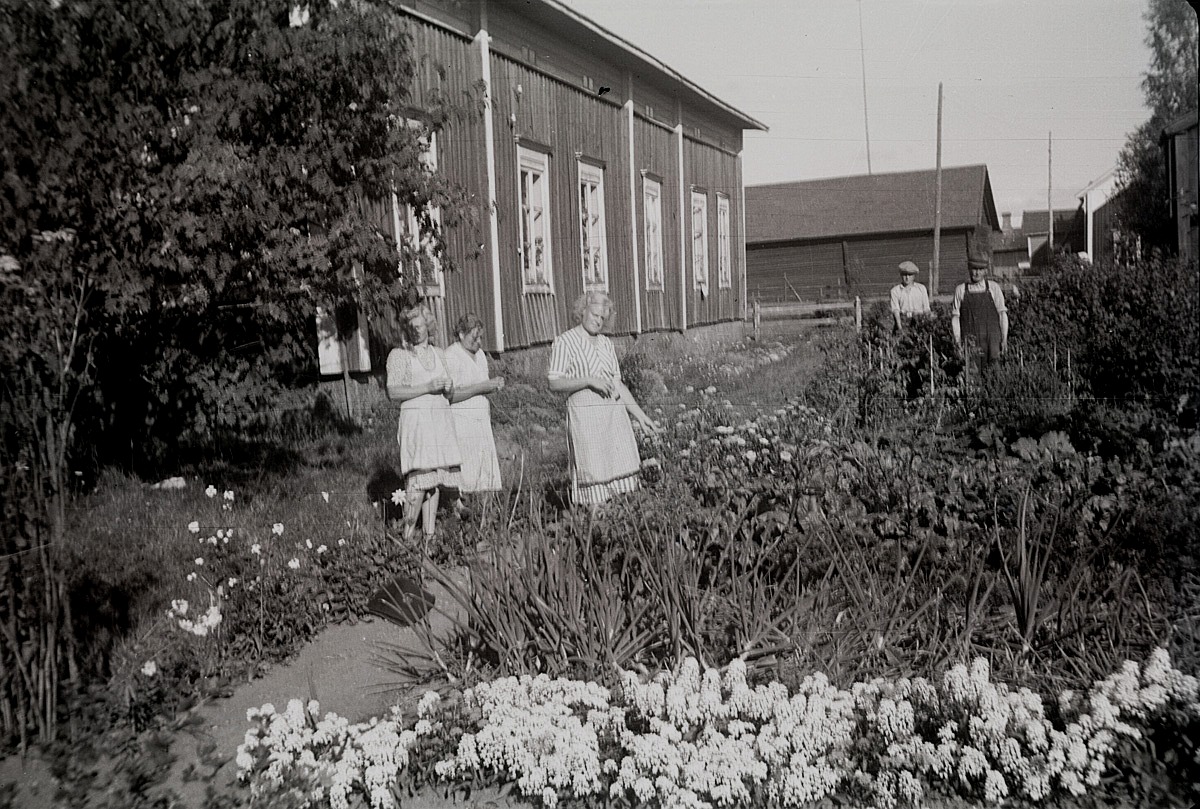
317, 0, 767, 384
743, 165, 1000, 302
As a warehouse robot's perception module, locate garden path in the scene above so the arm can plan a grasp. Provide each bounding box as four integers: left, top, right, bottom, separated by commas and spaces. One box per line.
0, 568, 478, 809
164, 565, 473, 808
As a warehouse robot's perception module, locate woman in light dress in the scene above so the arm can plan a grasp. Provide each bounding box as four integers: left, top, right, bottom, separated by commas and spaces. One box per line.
385, 306, 462, 540
547, 291, 660, 507
444, 313, 505, 494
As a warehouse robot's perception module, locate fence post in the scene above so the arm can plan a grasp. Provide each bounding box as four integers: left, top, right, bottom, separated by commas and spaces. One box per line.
929, 334, 935, 397
753, 299, 761, 341
854, 296, 862, 332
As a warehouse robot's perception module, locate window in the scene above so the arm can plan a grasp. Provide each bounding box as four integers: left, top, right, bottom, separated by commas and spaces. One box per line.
392, 121, 443, 296
518, 146, 553, 293
716, 193, 731, 289
643, 177, 664, 291
578, 161, 608, 291
691, 189, 709, 293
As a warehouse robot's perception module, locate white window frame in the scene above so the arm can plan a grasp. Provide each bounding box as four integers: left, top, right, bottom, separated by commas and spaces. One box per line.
691, 189, 709, 292
392, 120, 443, 296
578, 161, 609, 292
716, 193, 732, 289
643, 176, 664, 291
518, 146, 554, 294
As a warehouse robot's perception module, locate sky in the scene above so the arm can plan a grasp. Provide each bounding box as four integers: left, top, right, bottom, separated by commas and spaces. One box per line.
558, 0, 1163, 227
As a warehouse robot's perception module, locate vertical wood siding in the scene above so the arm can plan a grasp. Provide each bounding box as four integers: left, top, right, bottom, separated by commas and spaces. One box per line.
635, 116, 683, 331
400, 21, 493, 347
746, 230, 973, 301
490, 53, 634, 348
683, 137, 742, 325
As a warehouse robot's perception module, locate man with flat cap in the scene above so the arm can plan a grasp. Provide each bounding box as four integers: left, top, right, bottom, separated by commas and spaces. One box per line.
890, 260, 930, 332
951, 243, 1007, 372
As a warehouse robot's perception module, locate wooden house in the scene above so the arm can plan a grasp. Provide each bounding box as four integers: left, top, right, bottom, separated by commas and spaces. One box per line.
318, 0, 766, 379
1162, 109, 1198, 263
1021, 208, 1086, 270
1078, 170, 1121, 265
743, 165, 999, 302
990, 212, 1028, 279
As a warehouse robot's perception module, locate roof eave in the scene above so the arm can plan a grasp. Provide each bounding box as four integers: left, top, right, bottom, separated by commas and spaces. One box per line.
537, 0, 768, 132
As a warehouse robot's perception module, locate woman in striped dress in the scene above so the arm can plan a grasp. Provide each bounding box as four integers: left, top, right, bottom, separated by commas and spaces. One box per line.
547, 292, 661, 507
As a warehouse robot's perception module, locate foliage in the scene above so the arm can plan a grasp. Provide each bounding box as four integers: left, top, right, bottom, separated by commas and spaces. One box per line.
0, 0, 478, 747
1010, 254, 1200, 425
1114, 0, 1197, 252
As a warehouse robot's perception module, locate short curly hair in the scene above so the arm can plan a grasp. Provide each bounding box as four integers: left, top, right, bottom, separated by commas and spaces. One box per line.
571, 290, 613, 324
399, 305, 433, 345
454, 312, 485, 340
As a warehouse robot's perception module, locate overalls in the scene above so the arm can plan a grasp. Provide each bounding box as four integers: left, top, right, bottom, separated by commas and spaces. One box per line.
960, 282, 1002, 371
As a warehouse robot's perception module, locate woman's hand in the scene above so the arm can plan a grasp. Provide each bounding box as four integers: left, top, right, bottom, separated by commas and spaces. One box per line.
634, 412, 662, 435
429, 376, 452, 395
589, 375, 616, 398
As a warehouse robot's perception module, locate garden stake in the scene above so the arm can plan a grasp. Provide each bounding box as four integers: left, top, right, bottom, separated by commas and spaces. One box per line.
929, 334, 935, 396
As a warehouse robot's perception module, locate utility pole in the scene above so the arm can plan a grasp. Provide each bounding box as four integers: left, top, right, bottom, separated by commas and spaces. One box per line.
932, 82, 943, 296
1048, 131, 1054, 256
857, 0, 872, 174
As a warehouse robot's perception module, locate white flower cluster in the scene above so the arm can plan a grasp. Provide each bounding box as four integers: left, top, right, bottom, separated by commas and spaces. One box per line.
237, 698, 437, 809
236, 650, 1200, 809
435, 674, 613, 808
166, 593, 222, 637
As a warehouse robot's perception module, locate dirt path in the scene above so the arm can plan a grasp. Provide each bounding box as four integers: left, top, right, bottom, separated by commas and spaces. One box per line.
1, 569, 470, 809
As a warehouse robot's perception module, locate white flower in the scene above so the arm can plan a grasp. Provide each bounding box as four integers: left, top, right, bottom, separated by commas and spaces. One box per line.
779, 451, 793, 462
317, 545, 327, 554
289, 4, 310, 27
223, 490, 234, 501
205, 485, 217, 498
228, 577, 239, 587
288, 558, 300, 570
141, 660, 157, 677
250, 543, 261, 555
337, 538, 346, 547
194, 557, 204, 566
187, 572, 197, 582
305, 539, 313, 550
187, 520, 200, 533
744, 450, 757, 463
170, 599, 188, 616
391, 488, 405, 505
272, 523, 284, 536
321, 491, 330, 503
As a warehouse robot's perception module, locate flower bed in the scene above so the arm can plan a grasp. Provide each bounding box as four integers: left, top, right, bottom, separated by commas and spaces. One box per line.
236, 649, 1200, 808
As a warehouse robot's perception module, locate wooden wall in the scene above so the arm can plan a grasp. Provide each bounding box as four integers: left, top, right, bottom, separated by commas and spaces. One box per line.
684, 137, 743, 324
747, 230, 973, 302
634, 115, 683, 331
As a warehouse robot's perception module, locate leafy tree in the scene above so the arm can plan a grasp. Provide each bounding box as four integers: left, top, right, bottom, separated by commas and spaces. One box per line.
0, 0, 479, 744
1114, 0, 1198, 252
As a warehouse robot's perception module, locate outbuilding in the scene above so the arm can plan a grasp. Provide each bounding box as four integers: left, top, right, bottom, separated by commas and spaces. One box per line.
744, 165, 1000, 302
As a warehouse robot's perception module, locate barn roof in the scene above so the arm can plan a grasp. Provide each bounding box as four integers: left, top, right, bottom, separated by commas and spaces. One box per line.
745, 164, 998, 244
1021, 208, 1080, 236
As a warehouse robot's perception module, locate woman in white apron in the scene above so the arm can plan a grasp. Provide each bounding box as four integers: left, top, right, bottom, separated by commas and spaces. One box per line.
385, 307, 462, 541
445, 313, 504, 494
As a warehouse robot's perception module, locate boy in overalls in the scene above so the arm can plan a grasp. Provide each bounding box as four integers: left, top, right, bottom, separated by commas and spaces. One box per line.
951, 249, 1008, 376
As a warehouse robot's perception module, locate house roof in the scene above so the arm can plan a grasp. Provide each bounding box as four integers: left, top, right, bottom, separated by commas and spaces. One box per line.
745, 164, 998, 244
530, 0, 768, 132
1021, 208, 1079, 236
